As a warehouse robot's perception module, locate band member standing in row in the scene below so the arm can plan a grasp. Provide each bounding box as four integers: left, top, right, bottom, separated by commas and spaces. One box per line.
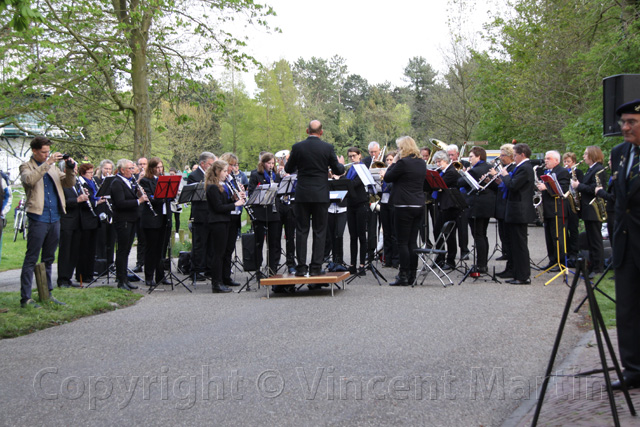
219, 153, 243, 287
139, 157, 171, 287
94, 159, 116, 267
537, 151, 571, 272
382, 136, 426, 286
458, 147, 497, 274
571, 146, 607, 278
284, 120, 345, 277
447, 144, 470, 260
188, 152, 216, 281
495, 144, 516, 278
562, 152, 583, 266
325, 166, 348, 270
275, 153, 297, 275
430, 151, 462, 269
344, 147, 369, 276
498, 143, 535, 284
248, 153, 282, 277
379, 151, 399, 268
206, 160, 246, 293
111, 159, 147, 290
76, 163, 101, 283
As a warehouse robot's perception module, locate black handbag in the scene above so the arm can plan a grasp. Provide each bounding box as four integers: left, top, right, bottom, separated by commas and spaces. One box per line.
241, 232, 258, 272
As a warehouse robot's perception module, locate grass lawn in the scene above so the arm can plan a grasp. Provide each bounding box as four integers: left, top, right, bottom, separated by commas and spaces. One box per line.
0, 286, 142, 339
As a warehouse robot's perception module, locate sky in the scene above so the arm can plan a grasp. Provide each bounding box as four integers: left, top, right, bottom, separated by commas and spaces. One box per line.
227, 0, 499, 95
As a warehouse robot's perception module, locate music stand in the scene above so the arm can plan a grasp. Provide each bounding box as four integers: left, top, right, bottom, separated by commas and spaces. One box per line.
275, 175, 297, 273
177, 182, 206, 288
87, 176, 117, 287
148, 175, 186, 293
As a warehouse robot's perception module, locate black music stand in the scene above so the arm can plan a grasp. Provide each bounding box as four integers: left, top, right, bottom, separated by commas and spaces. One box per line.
148, 175, 185, 293
177, 182, 206, 288
87, 176, 117, 287
275, 175, 297, 273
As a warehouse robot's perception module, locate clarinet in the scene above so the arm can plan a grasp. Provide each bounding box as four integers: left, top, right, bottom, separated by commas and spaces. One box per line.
133, 180, 158, 217
77, 179, 98, 217
227, 175, 255, 221
93, 178, 113, 213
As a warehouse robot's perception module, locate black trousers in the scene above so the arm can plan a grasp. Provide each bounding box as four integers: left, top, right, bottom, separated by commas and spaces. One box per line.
566, 210, 580, 258
254, 219, 282, 275
191, 221, 211, 274
456, 208, 469, 253
347, 203, 368, 267
497, 218, 513, 271
135, 217, 146, 267
394, 206, 422, 273
96, 222, 116, 265
114, 220, 136, 283
208, 222, 230, 283
543, 215, 566, 265
143, 221, 167, 283
223, 215, 241, 282
58, 227, 81, 283
506, 222, 530, 281
615, 253, 640, 375
469, 216, 490, 268
584, 219, 604, 272
293, 201, 329, 272
379, 204, 399, 267
325, 211, 347, 264
279, 203, 297, 267
77, 228, 98, 281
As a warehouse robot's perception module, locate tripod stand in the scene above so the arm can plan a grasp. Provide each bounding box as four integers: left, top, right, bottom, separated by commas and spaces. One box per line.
535, 175, 569, 286
531, 257, 635, 426
176, 181, 206, 290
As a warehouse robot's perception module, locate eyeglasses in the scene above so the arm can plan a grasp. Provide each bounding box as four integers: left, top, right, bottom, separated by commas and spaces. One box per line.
618, 119, 639, 128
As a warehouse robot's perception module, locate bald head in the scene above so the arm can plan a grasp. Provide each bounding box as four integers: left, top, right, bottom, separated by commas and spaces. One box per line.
307, 120, 323, 136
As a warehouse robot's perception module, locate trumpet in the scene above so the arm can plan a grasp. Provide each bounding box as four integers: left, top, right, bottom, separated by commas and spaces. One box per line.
134, 181, 157, 217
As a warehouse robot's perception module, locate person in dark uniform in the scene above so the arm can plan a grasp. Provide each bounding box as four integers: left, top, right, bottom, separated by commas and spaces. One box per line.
458, 146, 497, 274
571, 145, 607, 277
139, 157, 171, 287
382, 136, 427, 286
498, 143, 536, 284
562, 152, 584, 266
536, 151, 571, 272
447, 144, 470, 260
219, 152, 244, 287
379, 151, 399, 268
343, 147, 369, 276
187, 152, 216, 281
111, 159, 148, 290
248, 152, 282, 277
608, 99, 640, 390
94, 159, 116, 267
495, 144, 516, 277
58, 168, 87, 288
284, 120, 345, 276
429, 151, 462, 269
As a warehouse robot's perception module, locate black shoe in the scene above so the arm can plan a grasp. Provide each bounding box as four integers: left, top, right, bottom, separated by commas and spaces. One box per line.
132, 265, 143, 273
506, 278, 531, 285
496, 270, 514, 279
159, 278, 171, 285
223, 279, 241, 287
476, 266, 488, 274
145, 280, 155, 287
309, 268, 326, 276
495, 254, 508, 261
611, 373, 640, 390
390, 276, 409, 286
348, 265, 357, 275
194, 273, 208, 282
212, 282, 232, 293
288, 266, 297, 275
57, 280, 71, 288
539, 263, 555, 271
566, 258, 576, 268
117, 281, 132, 291
357, 266, 366, 277
295, 267, 308, 277
126, 280, 138, 290
460, 251, 470, 261
547, 266, 560, 273
333, 263, 348, 272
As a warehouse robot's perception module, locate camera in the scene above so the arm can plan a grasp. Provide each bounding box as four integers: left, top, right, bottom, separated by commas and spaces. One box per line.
62, 153, 75, 169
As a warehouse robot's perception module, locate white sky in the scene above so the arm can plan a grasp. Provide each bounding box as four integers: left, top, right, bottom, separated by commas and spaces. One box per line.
227, 0, 499, 95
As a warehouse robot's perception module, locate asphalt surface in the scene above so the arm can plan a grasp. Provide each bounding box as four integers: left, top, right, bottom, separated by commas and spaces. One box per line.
0, 223, 592, 426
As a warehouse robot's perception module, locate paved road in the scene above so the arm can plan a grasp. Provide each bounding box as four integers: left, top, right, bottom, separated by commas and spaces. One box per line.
0, 223, 589, 426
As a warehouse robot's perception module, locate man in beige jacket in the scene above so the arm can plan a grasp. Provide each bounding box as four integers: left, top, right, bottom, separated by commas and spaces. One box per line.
19, 136, 76, 308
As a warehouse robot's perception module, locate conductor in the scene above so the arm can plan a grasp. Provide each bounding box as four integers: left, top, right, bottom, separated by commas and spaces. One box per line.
285, 120, 345, 276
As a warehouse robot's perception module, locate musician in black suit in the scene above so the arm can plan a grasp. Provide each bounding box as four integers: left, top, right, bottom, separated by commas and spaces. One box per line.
458, 147, 497, 274
75, 163, 101, 283
111, 159, 148, 290
343, 147, 369, 275
536, 151, 571, 271
499, 143, 536, 284
379, 151, 399, 268
248, 152, 282, 276
94, 159, 116, 267
429, 151, 462, 269
571, 146, 607, 277
495, 144, 516, 276
187, 152, 216, 281
447, 144, 470, 260
382, 136, 427, 286
58, 175, 86, 288
219, 152, 244, 287
562, 152, 584, 266
596, 158, 616, 257
284, 120, 345, 276
139, 157, 171, 287
607, 99, 640, 390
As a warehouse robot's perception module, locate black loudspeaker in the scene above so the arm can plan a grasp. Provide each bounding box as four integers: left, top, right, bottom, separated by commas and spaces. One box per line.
603, 74, 640, 136
241, 232, 258, 272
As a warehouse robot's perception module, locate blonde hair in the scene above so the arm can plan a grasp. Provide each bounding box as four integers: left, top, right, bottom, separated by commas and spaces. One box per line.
395, 136, 421, 159
204, 160, 228, 193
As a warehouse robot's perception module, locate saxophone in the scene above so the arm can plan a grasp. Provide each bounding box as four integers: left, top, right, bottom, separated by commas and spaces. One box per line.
589, 167, 609, 222
564, 160, 583, 214
533, 165, 544, 224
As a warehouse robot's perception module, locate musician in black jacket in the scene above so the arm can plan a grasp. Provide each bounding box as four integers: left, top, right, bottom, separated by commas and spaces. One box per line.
379, 151, 399, 268
111, 159, 148, 290
219, 152, 244, 286
75, 163, 101, 283
58, 175, 87, 288
499, 143, 536, 284
458, 147, 497, 274
206, 160, 245, 293
187, 152, 216, 281
343, 147, 369, 276
94, 159, 116, 267
382, 136, 427, 286
248, 152, 282, 276
495, 144, 516, 275
139, 157, 171, 287
563, 152, 584, 266
571, 146, 607, 277
536, 151, 571, 272
429, 151, 462, 269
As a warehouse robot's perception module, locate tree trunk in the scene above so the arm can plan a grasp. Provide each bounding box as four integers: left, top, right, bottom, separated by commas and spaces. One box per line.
129, 24, 152, 159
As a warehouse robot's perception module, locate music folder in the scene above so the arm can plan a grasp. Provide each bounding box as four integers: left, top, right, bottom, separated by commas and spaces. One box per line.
425, 169, 448, 191
540, 174, 563, 198
178, 182, 206, 204
95, 176, 116, 198
154, 175, 182, 200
